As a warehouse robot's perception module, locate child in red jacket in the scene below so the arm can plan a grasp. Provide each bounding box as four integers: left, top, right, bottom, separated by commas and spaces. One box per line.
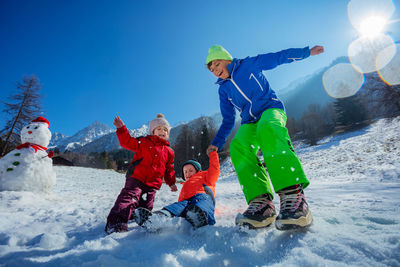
105, 113, 177, 234
134, 150, 220, 229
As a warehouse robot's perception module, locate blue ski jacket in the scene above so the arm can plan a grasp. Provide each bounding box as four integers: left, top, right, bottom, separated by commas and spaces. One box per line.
211, 47, 311, 150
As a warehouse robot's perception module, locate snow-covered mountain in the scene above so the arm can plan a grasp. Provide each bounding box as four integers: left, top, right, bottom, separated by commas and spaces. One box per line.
79, 124, 148, 153
49, 121, 114, 152
275, 72, 315, 96
48, 132, 67, 146
1, 116, 399, 266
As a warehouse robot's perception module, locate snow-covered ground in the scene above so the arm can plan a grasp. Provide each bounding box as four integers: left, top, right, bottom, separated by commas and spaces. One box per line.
1, 117, 399, 267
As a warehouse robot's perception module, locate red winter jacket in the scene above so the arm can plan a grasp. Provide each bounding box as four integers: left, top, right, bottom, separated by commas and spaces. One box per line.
178, 151, 220, 202
116, 125, 176, 189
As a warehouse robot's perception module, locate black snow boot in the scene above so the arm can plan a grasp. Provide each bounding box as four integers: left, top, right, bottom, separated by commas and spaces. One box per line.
235, 193, 277, 229
184, 205, 208, 229
134, 208, 172, 227
275, 184, 312, 230
105, 221, 128, 235
134, 207, 153, 226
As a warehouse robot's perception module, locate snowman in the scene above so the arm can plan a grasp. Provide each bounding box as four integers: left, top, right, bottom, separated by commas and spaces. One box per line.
0, 117, 56, 193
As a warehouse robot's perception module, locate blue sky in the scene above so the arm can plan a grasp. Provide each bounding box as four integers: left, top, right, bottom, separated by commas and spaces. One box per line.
1, 0, 399, 135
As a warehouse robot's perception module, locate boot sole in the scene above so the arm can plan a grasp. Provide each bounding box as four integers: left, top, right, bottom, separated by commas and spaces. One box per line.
105, 223, 128, 234
275, 210, 313, 230
185, 206, 208, 229
134, 208, 153, 226
236, 214, 277, 229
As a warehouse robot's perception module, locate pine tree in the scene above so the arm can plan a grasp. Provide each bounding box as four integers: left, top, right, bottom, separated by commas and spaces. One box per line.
199, 123, 211, 170
173, 124, 195, 177
334, 95, 366, 127
366, 75, 400, 118
101, 151, 112, 169
1, 75, 43, 156
300, 104, 336, 145
300, 104, 324, 145
109, 149, 134, 171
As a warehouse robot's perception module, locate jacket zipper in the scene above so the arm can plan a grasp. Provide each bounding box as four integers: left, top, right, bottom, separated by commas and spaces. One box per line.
229, 78, 257, 120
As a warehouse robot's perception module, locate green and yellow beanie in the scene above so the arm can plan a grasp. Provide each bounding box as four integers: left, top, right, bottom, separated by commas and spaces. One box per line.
206, 45, 233, 65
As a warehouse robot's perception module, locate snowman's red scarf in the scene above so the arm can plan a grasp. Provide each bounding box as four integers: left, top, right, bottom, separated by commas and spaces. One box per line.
16, 142, 47, 152
15, 143, 54, 158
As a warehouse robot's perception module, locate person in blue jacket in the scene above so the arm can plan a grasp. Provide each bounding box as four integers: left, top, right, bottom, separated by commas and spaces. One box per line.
205, 44, 324, 230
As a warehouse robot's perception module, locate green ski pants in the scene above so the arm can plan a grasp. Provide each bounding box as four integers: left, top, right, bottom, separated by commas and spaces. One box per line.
230, 108, 309, 203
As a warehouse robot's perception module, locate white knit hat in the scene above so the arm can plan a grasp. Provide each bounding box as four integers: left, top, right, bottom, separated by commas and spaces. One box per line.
149, 113, 170, 134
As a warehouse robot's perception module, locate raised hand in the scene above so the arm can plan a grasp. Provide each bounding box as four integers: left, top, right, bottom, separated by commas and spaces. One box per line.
310, 45, 324, 56
206, 145, 218, 156
113, 116, 125, 128
169, 184, 178, 192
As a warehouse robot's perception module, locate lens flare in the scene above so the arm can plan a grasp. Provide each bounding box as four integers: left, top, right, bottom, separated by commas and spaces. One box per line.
378, 44, 400, 85
359, 16, 387, 37
322, 63, 365, 99
347, 0, 395, 31
348, 34, 396, 73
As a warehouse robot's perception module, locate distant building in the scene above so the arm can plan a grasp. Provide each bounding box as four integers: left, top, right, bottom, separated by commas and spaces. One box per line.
52, 156, 74, 166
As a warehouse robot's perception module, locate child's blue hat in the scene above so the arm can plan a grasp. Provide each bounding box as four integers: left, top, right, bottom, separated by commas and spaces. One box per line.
182, 160, 202, 180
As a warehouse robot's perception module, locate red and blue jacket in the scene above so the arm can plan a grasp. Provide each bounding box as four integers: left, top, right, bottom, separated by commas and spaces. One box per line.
116, 125, 176, 189
211, 47, 311, 149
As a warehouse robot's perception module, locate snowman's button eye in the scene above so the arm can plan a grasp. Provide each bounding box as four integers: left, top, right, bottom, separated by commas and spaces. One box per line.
27, 126, 30, 129
34, 126, 38, 129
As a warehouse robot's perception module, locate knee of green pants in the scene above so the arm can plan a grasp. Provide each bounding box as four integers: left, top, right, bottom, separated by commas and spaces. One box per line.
230, 135, 274, 203
256, 110, 310, 192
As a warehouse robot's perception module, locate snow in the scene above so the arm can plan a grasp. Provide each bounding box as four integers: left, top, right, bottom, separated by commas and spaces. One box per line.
1, 118, 400, 266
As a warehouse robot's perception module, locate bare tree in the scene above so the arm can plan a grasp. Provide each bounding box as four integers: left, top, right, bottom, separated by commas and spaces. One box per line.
286, 117, 299, 138
300, 104, 336, 145
1, 75, 42, 156
300, 104, 324, 146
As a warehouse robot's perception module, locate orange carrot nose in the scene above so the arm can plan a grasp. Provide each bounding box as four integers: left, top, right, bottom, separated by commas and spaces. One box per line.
28, 131, 32, 134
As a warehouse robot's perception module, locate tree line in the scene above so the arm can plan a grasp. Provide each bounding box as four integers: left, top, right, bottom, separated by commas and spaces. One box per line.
289, 72, 400, 146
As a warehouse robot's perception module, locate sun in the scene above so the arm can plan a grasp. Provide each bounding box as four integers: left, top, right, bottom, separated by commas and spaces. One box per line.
358, 16, 388, 38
